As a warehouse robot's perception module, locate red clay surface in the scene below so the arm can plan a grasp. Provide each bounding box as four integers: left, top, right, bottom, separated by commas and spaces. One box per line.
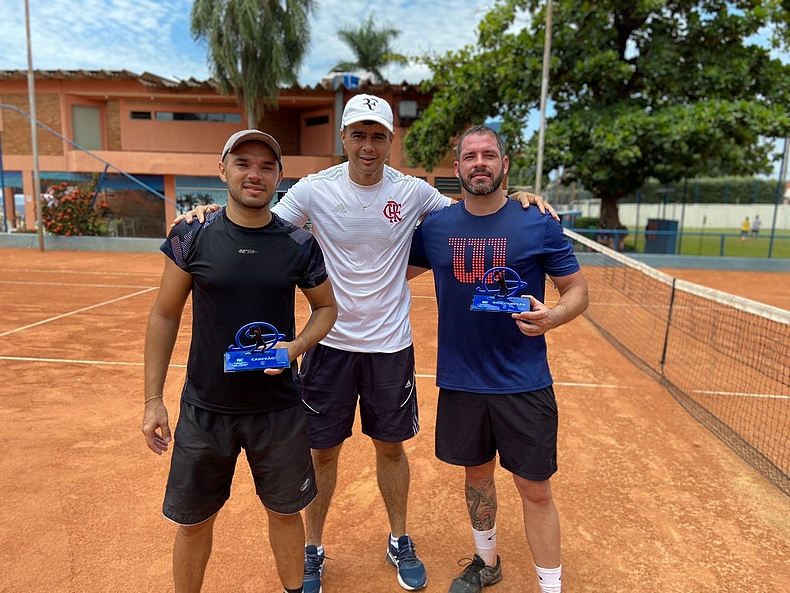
1, 248, 789, 592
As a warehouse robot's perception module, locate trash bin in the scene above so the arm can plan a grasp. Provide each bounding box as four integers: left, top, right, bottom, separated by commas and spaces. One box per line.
644, 219, 678, 254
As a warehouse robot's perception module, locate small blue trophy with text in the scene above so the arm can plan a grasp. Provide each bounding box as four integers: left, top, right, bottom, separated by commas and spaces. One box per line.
224, 322, 290, 372
470, 267, 532, 313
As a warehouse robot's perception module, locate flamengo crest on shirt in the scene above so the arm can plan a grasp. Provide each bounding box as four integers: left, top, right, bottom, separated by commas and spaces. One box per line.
383, 200, 402, 223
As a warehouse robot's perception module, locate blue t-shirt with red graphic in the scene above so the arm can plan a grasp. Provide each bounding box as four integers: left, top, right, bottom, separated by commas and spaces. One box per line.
409, 199, 580, 394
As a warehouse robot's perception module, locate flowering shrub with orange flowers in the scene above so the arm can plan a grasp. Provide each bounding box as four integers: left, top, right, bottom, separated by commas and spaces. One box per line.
41, 182, 109, 236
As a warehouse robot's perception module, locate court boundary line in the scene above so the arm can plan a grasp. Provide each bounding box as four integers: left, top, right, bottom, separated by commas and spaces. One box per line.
0, 287, 158, 337
694, 389, 790, 400
1, 268, 160, 278
0, 280, 157, 289
0, 355, 185, 368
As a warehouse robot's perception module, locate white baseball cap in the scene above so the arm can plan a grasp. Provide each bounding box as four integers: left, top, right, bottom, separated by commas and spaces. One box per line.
341, 94, 394, 133
221, 130, 282, 168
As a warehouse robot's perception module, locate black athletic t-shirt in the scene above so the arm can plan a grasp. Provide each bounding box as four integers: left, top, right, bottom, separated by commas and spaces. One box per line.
161, 209, 329, 414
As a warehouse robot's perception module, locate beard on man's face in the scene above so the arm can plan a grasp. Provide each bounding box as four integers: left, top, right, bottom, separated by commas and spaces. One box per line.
227, 183, 272, 209
459, 166, 505, 195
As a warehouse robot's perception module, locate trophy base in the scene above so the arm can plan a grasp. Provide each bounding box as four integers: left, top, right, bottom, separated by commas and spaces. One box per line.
470, 295, 532, 313
224, 348, 291, 372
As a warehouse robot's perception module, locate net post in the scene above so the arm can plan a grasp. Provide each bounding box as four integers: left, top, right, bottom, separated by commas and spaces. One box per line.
659, 278, 677, 369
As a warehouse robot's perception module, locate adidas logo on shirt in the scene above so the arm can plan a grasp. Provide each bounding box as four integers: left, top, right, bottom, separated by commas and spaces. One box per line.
404, 379, 412, 389
332, 204, 347, 214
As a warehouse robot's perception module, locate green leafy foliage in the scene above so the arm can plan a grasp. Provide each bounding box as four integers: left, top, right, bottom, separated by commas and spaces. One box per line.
41, 182, 109, 237
405, 0, 790, 229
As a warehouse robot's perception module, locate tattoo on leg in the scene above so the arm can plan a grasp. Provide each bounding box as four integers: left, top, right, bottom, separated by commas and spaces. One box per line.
465, 478, 497, 531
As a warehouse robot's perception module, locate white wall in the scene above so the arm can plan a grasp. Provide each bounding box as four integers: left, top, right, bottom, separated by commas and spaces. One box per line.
572, 201, 790, 231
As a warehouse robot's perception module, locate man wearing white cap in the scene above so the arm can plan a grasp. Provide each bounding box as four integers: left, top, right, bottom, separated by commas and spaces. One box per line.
178, 94, 553, 593
144, 130, 337, 593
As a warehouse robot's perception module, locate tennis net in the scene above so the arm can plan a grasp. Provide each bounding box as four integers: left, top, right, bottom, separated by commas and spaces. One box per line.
565, 229, 790, 496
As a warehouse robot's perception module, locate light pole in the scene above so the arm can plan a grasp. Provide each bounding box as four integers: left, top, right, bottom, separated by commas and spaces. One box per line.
25, 0, 44, 251
535, 0, 553, 195
768, 137, 789, 258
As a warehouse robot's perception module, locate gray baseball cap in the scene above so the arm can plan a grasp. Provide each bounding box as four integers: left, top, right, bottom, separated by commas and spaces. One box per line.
221, 130, 282, 168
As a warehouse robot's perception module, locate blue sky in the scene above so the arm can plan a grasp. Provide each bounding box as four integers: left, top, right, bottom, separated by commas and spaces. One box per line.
0, 0, 497, 86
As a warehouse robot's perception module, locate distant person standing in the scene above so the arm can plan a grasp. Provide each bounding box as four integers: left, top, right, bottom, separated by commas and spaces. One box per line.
751, 215, 762, 237
740, 216, 750, 241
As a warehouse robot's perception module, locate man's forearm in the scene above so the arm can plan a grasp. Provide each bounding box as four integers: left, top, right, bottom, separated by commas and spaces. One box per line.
290, 305, 337, 358
552, 284, 589, 328
144, 312, 181, 399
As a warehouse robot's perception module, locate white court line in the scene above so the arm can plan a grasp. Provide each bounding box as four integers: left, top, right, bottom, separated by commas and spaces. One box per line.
693, 389, 790, 400
0, 287, 159, 337
0, 355, 185, 368
0, 280, 156, 289
1, 268, 158, 278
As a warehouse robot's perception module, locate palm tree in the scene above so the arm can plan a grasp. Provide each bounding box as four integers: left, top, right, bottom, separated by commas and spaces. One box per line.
332, 16, 408, 83
191, 0, 315, 129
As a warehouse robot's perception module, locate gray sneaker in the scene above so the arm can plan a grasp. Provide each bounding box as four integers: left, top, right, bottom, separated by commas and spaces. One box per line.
448, 554, 502, 593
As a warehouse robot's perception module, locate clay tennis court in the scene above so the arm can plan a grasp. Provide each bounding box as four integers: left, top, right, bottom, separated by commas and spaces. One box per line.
1, 248, 789, 593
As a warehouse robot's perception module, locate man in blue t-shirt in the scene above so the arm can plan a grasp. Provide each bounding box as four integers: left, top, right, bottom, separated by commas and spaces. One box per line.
141, 130, 338, 593
408, 126, 589, 593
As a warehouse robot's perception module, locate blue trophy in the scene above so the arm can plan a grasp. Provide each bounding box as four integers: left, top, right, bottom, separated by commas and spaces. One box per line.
224, 322, 290, 372
470, 267, 533, 313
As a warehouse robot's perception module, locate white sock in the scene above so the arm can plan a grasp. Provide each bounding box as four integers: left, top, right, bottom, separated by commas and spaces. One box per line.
315, 544, 324, 557
535, 564, 562, 593
472, 525, 497, 566
389, 533, 400, 550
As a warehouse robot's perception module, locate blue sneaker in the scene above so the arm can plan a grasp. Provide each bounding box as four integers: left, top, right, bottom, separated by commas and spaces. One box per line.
386, 534, 427, 590
303, 545, 324, 593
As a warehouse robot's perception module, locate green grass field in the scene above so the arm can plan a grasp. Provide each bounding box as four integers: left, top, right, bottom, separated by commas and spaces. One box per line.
620, 228, 790, 257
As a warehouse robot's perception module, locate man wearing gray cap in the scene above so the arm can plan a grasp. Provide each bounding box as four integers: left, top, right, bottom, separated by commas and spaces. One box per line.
178, 94, 553, 593
143, 130, 337, 593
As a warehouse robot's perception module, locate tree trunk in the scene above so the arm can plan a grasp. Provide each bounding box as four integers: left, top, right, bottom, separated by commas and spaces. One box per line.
599, 193, 623, 230
598, 193, 627, 250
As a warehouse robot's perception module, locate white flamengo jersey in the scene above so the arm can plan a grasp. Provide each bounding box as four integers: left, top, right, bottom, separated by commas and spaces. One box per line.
273, 163, 451, 353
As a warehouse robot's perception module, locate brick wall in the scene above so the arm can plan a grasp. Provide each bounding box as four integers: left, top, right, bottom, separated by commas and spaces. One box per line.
0, 93, 63, 156
106, 100, 121, 150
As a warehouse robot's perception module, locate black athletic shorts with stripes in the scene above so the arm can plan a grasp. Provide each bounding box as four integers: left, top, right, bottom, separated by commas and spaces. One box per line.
299, 343, 419, 449
162, 400, 317, 525
435, 386, 558, 482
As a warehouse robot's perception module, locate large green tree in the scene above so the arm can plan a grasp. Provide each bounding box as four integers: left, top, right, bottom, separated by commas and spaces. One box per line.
405, 0, 790, 229
331, 16, 408, 83
191, 0, 315, 129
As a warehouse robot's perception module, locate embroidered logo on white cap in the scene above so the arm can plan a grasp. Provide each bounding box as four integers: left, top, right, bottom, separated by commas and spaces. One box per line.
341, 94, 394, 132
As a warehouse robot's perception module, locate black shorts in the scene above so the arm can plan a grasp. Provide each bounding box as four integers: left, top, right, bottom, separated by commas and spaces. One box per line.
435, 387, 558, 482
299, 344, 419, 449
163, 400, 317, 525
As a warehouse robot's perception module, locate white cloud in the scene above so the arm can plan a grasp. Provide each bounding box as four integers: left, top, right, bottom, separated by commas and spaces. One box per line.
300, 0, 496, 85
0, 0, 207, 79
0, 0, 497, 84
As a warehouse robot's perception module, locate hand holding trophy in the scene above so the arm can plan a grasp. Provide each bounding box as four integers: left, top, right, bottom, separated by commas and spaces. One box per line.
224, 322, 290, 372
470, 267, 533, 313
